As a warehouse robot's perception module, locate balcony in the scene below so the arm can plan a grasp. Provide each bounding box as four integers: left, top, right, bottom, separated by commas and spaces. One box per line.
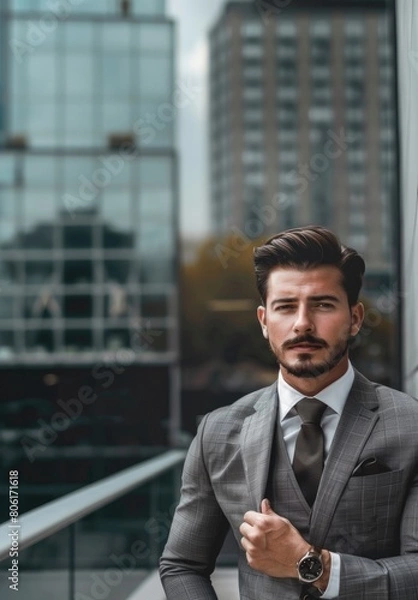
0, 450, 238, 599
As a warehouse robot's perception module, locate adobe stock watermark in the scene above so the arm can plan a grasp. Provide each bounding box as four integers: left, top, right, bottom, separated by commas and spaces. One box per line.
215, 126, 356, 268
20, 322, 162, 463
75, 505, 177, 600
62, 76, 201, 218
9, 0, 85, 64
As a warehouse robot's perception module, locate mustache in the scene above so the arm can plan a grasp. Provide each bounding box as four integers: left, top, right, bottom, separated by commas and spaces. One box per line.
282, 334, 328, 349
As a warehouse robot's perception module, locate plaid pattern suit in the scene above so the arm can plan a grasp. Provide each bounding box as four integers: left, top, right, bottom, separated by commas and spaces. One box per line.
160, 371, 418, 599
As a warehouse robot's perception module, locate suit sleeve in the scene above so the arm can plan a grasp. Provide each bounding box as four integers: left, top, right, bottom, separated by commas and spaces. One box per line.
159, 413, 230, 599
338, 471, 418, 599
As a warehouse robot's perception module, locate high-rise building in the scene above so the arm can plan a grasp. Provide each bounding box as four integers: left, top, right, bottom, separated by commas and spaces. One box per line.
209, 0, 397, 273
209, 0, 399, 385
0, 0, 179, 470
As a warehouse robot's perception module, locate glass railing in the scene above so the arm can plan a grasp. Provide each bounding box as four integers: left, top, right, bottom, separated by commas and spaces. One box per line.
0, 450, 185, 600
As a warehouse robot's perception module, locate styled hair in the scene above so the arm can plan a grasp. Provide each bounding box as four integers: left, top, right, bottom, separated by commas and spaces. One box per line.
253, 225, 365, 306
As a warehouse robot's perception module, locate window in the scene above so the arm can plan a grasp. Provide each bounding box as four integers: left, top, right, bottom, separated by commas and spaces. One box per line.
242, 21, 263, 37
277, 21, 296, 37
22, 190, 56, 238
0, 191, 18, 246
311, 20, 331, 37
138, 56, 172, 98
136, 23, 172, 53
102, 192, 133, 244
244, 88, 264, 101
345, 20, 364, 37
243, 44, 263, 59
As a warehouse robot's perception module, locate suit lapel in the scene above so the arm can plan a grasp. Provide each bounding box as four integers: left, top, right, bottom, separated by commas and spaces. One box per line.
240, 383, 278, 511
310, 370, 380, 544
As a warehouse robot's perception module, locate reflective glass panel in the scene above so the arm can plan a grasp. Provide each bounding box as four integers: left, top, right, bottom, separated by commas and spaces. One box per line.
135, 101, 174, 146
28, 101, 57, 135
132, 0, 166, 16
104, 289, 137, 320
0, 295, 15, 319
10, 101, 28, 133
64, 102, 95, 133
136, 23, 172, 53
0, 260, 20, 285
10, 49, 28, 98
27, 53, 57, 97
24, 328, 55, 353
104, 260, 132, 284
64, 22, 95, 49
104, 327, 131, 350
63, 226, 94, 249
140, 294, 168, 318
25, 156, 55, 186
64, 329, 93, 351
102, 101, 132, 132
64, 294, 94, 319
138, 56, 172, 98
102, 192, 131, 232
24, 293, 59, 322
22, 191, 56, 249
64, 54, 94, 98
24, 260, 55, 285
0, 190, 18, 246
100, 22, 132, 52
63, 259, 94, 284
138, 157, 172, 188
101, 54, 131, 99
0, 331, 15, 356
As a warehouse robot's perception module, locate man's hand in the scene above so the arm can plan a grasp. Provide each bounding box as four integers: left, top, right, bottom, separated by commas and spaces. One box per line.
239, 498, 312, 579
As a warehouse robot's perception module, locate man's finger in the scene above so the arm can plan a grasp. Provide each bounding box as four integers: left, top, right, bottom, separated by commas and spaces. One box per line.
243, 510, 260, 525
239, 521, 252, 537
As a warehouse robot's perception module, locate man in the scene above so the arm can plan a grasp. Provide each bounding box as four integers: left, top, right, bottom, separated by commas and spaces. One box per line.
160, 226, 418, 599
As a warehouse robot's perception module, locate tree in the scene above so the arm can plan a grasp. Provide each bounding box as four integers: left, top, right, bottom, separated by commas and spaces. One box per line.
180, 234, 274, 368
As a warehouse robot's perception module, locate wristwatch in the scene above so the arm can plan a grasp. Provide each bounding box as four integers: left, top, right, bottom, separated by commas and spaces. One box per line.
296, 546, 323, 584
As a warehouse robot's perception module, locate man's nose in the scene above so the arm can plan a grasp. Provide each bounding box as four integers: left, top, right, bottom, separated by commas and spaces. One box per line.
293, 306, 314, 333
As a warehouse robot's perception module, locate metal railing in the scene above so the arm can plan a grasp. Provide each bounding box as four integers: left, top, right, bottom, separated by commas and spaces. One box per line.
0, 450, 186, 598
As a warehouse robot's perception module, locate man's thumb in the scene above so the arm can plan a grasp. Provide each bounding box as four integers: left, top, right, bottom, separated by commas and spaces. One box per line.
261, 498, 274, 514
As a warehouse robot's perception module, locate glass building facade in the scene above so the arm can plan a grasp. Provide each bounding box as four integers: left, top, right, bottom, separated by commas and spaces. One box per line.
0, 3, 180, 524
0, 0, 178, 366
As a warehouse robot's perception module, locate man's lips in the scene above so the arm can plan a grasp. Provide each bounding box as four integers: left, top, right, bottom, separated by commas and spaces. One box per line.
287, 343, 324, 350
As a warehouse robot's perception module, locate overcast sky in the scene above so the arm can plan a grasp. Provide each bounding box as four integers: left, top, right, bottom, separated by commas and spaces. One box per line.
166, 0, 226, 238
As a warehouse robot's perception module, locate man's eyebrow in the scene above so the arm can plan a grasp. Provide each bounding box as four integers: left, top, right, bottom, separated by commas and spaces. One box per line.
271, 294, 341, 305
308, 295, 341, 303
271, 297, 298, 305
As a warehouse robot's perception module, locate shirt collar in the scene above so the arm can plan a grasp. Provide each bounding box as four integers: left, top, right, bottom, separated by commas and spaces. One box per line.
278, 361, 355, 422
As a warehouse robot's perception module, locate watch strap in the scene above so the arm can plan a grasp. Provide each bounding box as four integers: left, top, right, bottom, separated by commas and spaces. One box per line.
300, 583, 325, 599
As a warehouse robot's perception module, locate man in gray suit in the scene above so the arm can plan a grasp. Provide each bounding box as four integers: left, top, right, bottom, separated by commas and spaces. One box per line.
160, 226, 418, 599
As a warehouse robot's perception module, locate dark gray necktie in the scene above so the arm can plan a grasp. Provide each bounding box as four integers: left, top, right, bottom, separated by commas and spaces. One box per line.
292, 397, 327, 507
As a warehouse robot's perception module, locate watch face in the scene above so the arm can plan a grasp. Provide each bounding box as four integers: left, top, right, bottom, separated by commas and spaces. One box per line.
299, 555, 323, 582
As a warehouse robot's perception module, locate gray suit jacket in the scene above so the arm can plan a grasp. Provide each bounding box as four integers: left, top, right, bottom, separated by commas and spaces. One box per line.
160, 371, 418, 599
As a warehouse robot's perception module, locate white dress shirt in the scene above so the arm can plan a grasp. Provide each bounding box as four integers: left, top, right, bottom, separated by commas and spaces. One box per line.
277, 361, 355, 599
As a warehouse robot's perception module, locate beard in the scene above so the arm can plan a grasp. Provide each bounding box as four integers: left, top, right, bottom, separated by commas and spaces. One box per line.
269, 333, 353, 379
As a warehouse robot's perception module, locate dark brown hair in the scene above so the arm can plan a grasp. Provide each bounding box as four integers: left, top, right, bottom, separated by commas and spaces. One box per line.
253, 226, 365, 306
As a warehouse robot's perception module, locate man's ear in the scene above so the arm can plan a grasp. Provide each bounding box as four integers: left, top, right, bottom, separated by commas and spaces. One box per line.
350, 301, 365, 336
257, 305, 268, 339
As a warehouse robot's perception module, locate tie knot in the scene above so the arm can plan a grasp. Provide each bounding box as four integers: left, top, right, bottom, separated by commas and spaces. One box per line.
296, 397, 326, 425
